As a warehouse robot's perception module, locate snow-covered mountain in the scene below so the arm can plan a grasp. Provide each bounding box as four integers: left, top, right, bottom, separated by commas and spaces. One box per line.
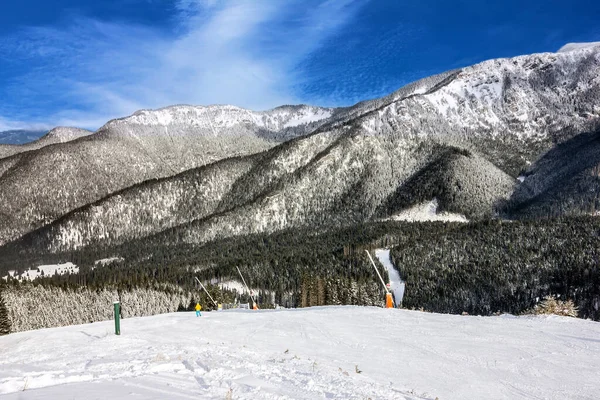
0, 127, 93, 159
102, 104, 336, 142
2, 43, 600, 254
0, 105, 336, 245
558, 41, 600, 52
507, 129, 600, 218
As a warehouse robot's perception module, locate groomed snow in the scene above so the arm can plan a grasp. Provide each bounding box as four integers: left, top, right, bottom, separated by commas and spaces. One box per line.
375, 249, 405, 305
1, 307, 599, 399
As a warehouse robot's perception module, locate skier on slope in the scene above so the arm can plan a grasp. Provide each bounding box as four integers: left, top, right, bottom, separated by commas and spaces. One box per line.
195, 303, 202, 317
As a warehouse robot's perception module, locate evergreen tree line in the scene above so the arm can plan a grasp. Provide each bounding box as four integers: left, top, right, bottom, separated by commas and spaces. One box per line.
0, 280, 239, 334
2, 216, 599, 328
391, 217, 600, 320
0, 287, 10, 335
1, 221, 404, 315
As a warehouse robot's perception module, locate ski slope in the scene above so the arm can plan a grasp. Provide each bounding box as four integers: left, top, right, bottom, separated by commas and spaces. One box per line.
375, 249, 405, 306
1, 307, 599, 399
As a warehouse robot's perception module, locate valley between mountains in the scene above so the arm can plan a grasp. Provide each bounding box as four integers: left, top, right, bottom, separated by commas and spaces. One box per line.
1, 43, 600, 332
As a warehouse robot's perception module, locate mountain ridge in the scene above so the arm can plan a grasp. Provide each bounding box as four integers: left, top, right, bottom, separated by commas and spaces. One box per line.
2, 44, 600, 256
0, 127, 93, 159
0, 103, 339, 245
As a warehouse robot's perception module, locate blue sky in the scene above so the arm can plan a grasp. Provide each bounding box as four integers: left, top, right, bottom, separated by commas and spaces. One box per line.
1, 0, 599, 131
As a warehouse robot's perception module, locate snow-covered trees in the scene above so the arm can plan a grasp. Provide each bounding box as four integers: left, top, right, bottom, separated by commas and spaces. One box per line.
0, 283, 225, 333
391, 217, 600, 320
0, 287, 11, 335
3, 45, 600, 257
2, 214, 600, 333
527, 295, 579, 317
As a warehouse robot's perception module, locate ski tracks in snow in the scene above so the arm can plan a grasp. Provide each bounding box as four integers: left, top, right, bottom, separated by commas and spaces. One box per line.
3, 308, 600, 399
0, 311, 423, 400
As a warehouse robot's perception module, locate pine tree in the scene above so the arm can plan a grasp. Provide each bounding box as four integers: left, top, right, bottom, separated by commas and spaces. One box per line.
0, 288, 11, 335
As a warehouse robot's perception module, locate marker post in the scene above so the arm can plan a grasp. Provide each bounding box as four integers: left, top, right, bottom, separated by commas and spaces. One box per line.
113, 301, 121, 335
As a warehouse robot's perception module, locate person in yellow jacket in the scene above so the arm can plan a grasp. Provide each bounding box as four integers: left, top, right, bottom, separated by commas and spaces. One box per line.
195, 303, 202, 317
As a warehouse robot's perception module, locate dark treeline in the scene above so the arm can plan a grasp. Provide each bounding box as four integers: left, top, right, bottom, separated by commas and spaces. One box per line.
0, 289, 10, 335
2, 217, 599, 319
392, 217, 600, 320
1, 222, 412, 308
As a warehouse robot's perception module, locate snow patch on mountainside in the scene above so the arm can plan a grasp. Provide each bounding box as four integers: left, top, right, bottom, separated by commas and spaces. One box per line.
282, 108, 333, 128
3, 262, 78, 281
94, 257, 124, 267
387, 199, 469, 223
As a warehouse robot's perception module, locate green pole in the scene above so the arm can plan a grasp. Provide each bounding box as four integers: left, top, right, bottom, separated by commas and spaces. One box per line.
114, 301, 121, 335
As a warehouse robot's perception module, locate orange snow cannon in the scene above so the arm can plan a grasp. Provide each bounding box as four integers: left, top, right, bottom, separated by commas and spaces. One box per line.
385, 293, 394, 308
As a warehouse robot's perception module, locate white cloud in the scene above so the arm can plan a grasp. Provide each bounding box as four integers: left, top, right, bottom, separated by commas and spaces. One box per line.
0, 0, 367, 130
0, 116, 52, 132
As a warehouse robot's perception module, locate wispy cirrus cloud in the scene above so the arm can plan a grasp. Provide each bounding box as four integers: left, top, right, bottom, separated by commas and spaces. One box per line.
0, 0, 367, 130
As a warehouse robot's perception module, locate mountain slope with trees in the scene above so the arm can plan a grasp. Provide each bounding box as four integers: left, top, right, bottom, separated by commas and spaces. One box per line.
1, 45, 600, 331
0, 105, 336, 245
2, 44, 600, 255
507, 128, 600, 218
0, 127, 93, 159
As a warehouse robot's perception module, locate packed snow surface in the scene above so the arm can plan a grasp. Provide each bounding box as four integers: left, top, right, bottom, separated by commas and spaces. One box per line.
1, 307, 599, 399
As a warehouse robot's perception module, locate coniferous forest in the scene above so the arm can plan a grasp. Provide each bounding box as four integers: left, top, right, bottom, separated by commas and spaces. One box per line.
1, 216, 599, 334
2, 45, 600, 334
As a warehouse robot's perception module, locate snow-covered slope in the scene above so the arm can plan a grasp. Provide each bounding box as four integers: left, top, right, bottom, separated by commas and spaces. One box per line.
108, 104, 333, 130
374, 249, 405, 304
2, 44, 600, 253
0, 105, 333, 245
3, 262, 78, 281
0, 127, 92, 159
102, 104, 336, 143
385, 199, 469, 222
558, 42, 600, 53
1, 307, 599, 400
